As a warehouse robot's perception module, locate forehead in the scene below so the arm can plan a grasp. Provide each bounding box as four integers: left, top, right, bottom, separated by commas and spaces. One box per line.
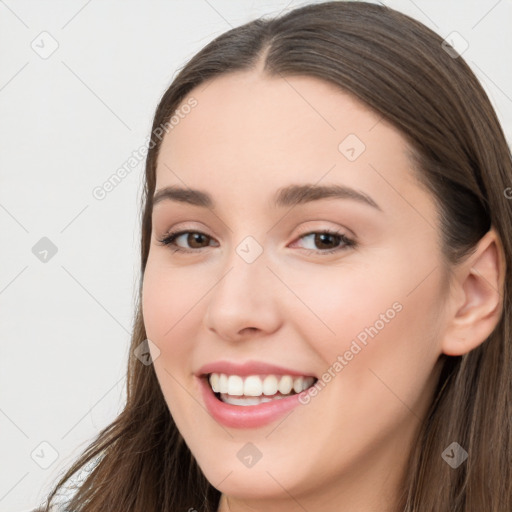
154, 72, 429, 220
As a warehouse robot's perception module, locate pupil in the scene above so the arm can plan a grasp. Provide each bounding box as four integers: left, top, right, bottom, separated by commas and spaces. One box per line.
316, 233, 335, 249
190, 233, 207, 248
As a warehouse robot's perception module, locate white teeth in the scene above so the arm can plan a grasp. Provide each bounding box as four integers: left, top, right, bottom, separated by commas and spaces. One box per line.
219, 374, 229, 394
244, 375, 263, 396
262, 375, 278, 395
210, 373, 220, 393
221, 395, 275, 406
227, 375, 244, 395
293, 376, 304, 393
208, 373, 316, 398
278, 375, 293, 394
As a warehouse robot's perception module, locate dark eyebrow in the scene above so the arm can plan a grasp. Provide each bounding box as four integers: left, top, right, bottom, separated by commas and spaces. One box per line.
153, 185, 213, 208
272, 183, 382, 211
152, 183, 381, 211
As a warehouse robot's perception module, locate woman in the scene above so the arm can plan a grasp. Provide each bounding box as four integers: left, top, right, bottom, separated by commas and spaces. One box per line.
38, 1, 511, 511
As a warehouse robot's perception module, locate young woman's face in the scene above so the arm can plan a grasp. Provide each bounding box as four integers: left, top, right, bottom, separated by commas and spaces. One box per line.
142, 72, 449, 509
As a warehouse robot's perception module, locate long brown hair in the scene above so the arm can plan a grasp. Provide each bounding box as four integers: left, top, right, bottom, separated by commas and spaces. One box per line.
38, 2, 511, 510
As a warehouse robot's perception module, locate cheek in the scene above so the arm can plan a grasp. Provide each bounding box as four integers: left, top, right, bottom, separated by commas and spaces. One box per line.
142, 258, 203, 345
141, 259, 208, 406
293, 246, 444, 403
141, 260, 207, 429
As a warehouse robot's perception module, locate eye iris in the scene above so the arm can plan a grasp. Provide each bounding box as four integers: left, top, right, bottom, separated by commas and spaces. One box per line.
188, 232, 209, 248
315, 233, 337, 250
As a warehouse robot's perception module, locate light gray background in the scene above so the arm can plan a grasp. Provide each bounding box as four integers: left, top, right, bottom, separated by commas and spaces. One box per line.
1, 1, 511, 511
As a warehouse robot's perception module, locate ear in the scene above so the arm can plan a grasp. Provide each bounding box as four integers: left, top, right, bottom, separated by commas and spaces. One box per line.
441, 227, 506, 356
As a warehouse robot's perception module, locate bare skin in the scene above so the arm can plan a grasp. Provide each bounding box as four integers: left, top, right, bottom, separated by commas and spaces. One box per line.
142, 70, 504, 512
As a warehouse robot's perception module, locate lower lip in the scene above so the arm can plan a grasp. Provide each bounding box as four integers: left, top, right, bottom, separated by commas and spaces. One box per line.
198, 376, 309, 429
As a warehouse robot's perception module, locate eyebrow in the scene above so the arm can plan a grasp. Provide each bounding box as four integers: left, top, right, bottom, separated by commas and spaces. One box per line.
152, 183, 382, 211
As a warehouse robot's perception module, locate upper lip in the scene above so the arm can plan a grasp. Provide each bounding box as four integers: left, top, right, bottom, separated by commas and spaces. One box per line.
196, 360, 317, 378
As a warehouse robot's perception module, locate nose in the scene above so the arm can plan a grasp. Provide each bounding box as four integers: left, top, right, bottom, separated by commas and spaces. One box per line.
203, 250, 282, 342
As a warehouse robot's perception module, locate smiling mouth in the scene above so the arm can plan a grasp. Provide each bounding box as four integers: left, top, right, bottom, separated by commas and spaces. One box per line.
206, 373, 318, 406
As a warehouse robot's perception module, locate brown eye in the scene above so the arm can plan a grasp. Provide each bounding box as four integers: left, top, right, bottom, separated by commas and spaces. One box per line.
157, 230, 215, 253
294, 230, 356, 255
313, 233, 339, 250
157, 228, 356, 256
185, 232, 211, 249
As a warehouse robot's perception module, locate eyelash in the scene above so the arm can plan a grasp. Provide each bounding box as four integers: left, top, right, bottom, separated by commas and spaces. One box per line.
156, 228, 356, 255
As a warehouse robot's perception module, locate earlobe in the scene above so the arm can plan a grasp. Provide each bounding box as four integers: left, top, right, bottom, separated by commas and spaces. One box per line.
441, 227, 505, 357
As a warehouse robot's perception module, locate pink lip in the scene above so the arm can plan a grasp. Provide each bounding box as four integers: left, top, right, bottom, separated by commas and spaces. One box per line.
198, 375, 311, 429
196, 359, 316, 378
